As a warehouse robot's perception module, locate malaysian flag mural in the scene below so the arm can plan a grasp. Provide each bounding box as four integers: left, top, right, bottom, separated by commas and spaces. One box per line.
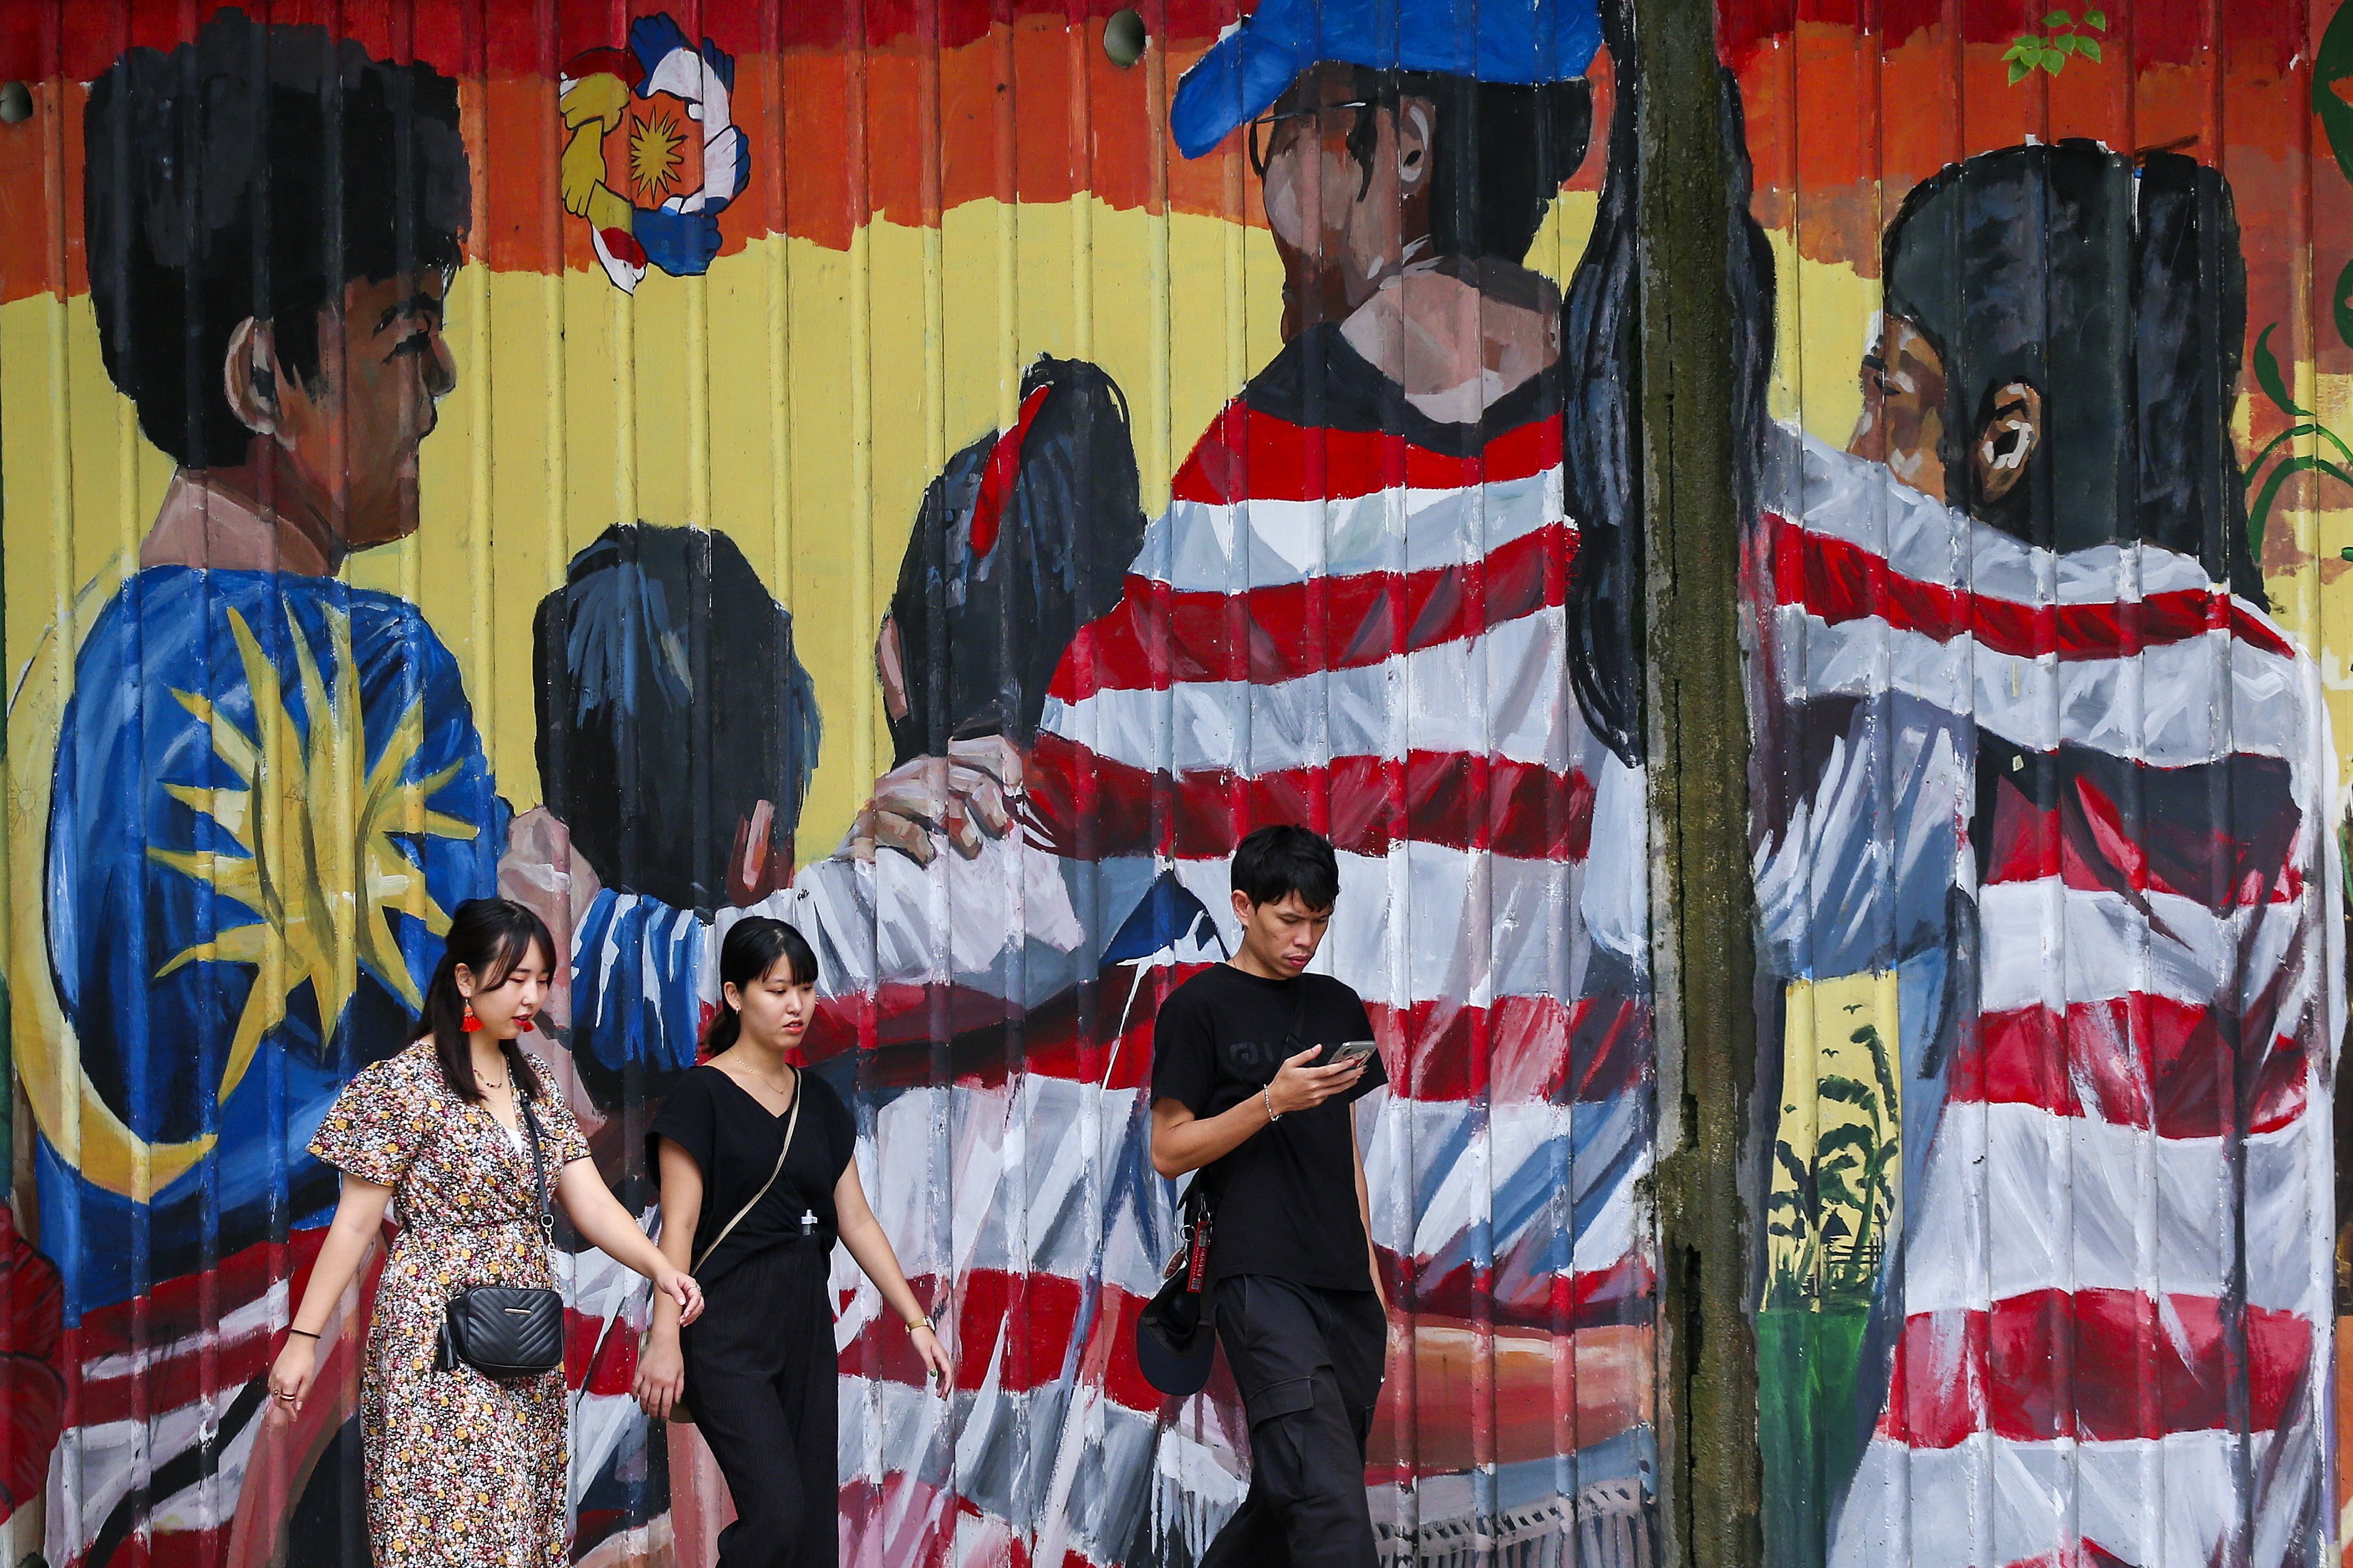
0, 0, 2341, 1566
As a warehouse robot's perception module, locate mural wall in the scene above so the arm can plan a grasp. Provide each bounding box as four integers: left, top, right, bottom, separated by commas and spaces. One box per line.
0, 2, 1657, 1566
4, 2, 2351, 1568
1727, 5, 2353, 1568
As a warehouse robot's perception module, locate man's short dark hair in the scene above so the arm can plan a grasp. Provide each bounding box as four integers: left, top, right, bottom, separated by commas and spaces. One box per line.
1231, 825, 1341, 911
84, 8, 470, 467
1882, 139, 2259, 601
1336, 67, 1593, 264
534, 524, 822, 917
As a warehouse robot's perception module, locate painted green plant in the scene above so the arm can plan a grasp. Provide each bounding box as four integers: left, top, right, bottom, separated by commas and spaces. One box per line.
2005, 9, 2104, 83
2301, 2, 2353, 568
1763, 1022, 1900, 1308
2245, 325, 2353, 566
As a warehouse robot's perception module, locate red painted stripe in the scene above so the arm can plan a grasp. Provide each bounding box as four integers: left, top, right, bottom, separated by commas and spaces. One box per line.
1408, 1253, 1655, 1329
1878, 1288, 2313, 1447
69, 1324, 274, 1429
842, 1268, 1656, 1429
68, 1228, 327, 1352
1172, 402, 1563, 505
1978, 777, 2304, 910
1023, 731, 1595, 863
839, 1270, 1164, 1413
1385, 993, 1647, 1106
66, 1231, 378, 1428
1766, 513, 2295, 661
806, 973, 1646, 1108
1048, 521, 1575, 702
1957, 998, 2311, 1139
2000, 1542, 2134, 1568
64, 1524, 225, 1568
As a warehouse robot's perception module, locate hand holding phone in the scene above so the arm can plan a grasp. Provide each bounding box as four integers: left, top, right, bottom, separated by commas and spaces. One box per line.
1265, 1042, 1376, 1118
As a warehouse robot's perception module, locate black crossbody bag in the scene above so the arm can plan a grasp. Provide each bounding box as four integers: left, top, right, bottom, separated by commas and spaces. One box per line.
1136, 980, 1312, 1394
436, 1097, 566, 1379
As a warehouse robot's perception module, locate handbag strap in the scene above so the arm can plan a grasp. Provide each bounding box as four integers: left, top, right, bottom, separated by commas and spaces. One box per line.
690, 1067, 804, 1276
1282, 978, 1312, 1057
516, 1092, 554, 1243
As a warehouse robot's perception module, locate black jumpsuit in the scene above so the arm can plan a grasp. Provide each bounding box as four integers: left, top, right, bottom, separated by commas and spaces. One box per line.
650, 1064, 858, 1568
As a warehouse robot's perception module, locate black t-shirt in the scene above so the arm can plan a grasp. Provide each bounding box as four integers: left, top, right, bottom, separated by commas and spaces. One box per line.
647, 1064, 857, 1286
1150, 965, 1387, 1291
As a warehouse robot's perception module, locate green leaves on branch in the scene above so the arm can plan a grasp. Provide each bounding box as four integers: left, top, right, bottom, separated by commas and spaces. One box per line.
2006, 8, 2106, 83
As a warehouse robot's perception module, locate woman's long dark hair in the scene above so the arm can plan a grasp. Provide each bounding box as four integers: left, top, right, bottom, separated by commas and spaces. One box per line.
706, 916, 821, 1057
1561, 0, 1778, 768
423, 898, 554, 1102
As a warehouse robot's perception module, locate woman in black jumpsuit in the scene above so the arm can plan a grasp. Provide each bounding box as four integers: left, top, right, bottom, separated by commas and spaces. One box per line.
635, 917, 951, 1567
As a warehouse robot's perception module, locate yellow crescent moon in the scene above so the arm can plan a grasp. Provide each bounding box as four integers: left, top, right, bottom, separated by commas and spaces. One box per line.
7, 560, 215, 1200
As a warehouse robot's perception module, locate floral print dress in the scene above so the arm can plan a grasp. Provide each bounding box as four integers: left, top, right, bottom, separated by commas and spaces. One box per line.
309, 1041, 591, 1567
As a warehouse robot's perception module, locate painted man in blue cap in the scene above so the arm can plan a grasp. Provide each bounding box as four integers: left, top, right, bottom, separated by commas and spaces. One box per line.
828, 0, 1728, 1560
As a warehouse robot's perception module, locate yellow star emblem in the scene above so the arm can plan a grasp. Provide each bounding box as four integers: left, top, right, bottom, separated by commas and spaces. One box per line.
147, 601, 478, 1108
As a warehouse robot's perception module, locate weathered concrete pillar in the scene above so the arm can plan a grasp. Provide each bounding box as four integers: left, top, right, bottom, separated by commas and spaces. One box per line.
1635, 0, 1763, 1561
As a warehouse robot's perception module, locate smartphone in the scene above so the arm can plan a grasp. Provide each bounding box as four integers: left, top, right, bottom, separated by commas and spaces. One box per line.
1321, 1039, 1377, 1070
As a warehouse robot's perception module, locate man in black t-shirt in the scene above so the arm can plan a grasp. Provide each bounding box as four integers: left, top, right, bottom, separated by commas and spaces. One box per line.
1150, 825, 1390, 1568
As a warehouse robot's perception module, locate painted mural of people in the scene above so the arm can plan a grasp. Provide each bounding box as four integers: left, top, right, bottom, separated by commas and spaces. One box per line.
1749, 141, 2340, 1568
871, 351, 1145, 789
752, 0, 1766, 1556
533, 522, 822, 1107
18, 12, 598, 1564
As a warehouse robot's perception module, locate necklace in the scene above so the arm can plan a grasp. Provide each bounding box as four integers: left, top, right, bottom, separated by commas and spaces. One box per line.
729, 1059, 794, 1102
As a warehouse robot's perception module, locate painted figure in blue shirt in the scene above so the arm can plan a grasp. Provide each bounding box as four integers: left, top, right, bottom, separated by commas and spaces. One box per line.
46, 11, 482, 1319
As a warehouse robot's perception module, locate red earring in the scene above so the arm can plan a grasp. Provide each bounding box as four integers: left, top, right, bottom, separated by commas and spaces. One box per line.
462, 1003, 482, 1032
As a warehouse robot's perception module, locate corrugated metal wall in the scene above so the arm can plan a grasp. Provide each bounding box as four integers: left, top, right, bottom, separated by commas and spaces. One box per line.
1729, 5, 2353, 1567
1, 2, 2347, 1567
0, 2, 1660, 1566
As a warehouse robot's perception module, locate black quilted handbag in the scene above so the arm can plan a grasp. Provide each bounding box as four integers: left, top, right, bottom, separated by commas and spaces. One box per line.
434, 1097, 566, 1379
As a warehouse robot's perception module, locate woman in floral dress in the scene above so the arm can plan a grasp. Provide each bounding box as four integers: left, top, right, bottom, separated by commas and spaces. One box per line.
266, 898, 702, 1566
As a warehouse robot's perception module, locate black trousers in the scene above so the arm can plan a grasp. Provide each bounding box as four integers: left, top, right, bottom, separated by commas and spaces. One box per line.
681, 1240, 837, 1568
1202, 1273, 1388, 1568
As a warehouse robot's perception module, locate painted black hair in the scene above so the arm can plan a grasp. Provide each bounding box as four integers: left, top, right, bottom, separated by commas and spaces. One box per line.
535, 523, 822, 916
885, 354, 1147, 767
422, 898, 554, 1103
1333, 68, 1595, 264
707, 917, 821, 1057
1560, 0, 1781, 768
83, 7, 470, 468
1231, 824, 1341, 911
1882, 140, 2260, 602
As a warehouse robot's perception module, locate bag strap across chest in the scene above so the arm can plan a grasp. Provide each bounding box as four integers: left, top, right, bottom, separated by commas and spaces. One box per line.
517, 1093, 554, 1243
691, 1070, 804, 1274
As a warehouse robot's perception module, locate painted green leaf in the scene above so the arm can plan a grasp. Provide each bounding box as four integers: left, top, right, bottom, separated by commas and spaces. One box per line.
2314, 0, 2353, 187
2077, 36, 2102, 61
2254, 323, 2314, 419
2044, 9, 2071, 24
2336, 254, 2353, 351
2002, 39, 2031, 59
2085, 7, 2105, 26
2009, 57, 2033, 83
2043, 47, 2067, 72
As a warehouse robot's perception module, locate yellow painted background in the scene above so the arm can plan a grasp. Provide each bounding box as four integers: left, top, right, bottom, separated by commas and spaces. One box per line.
2, 190, 1606, 853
